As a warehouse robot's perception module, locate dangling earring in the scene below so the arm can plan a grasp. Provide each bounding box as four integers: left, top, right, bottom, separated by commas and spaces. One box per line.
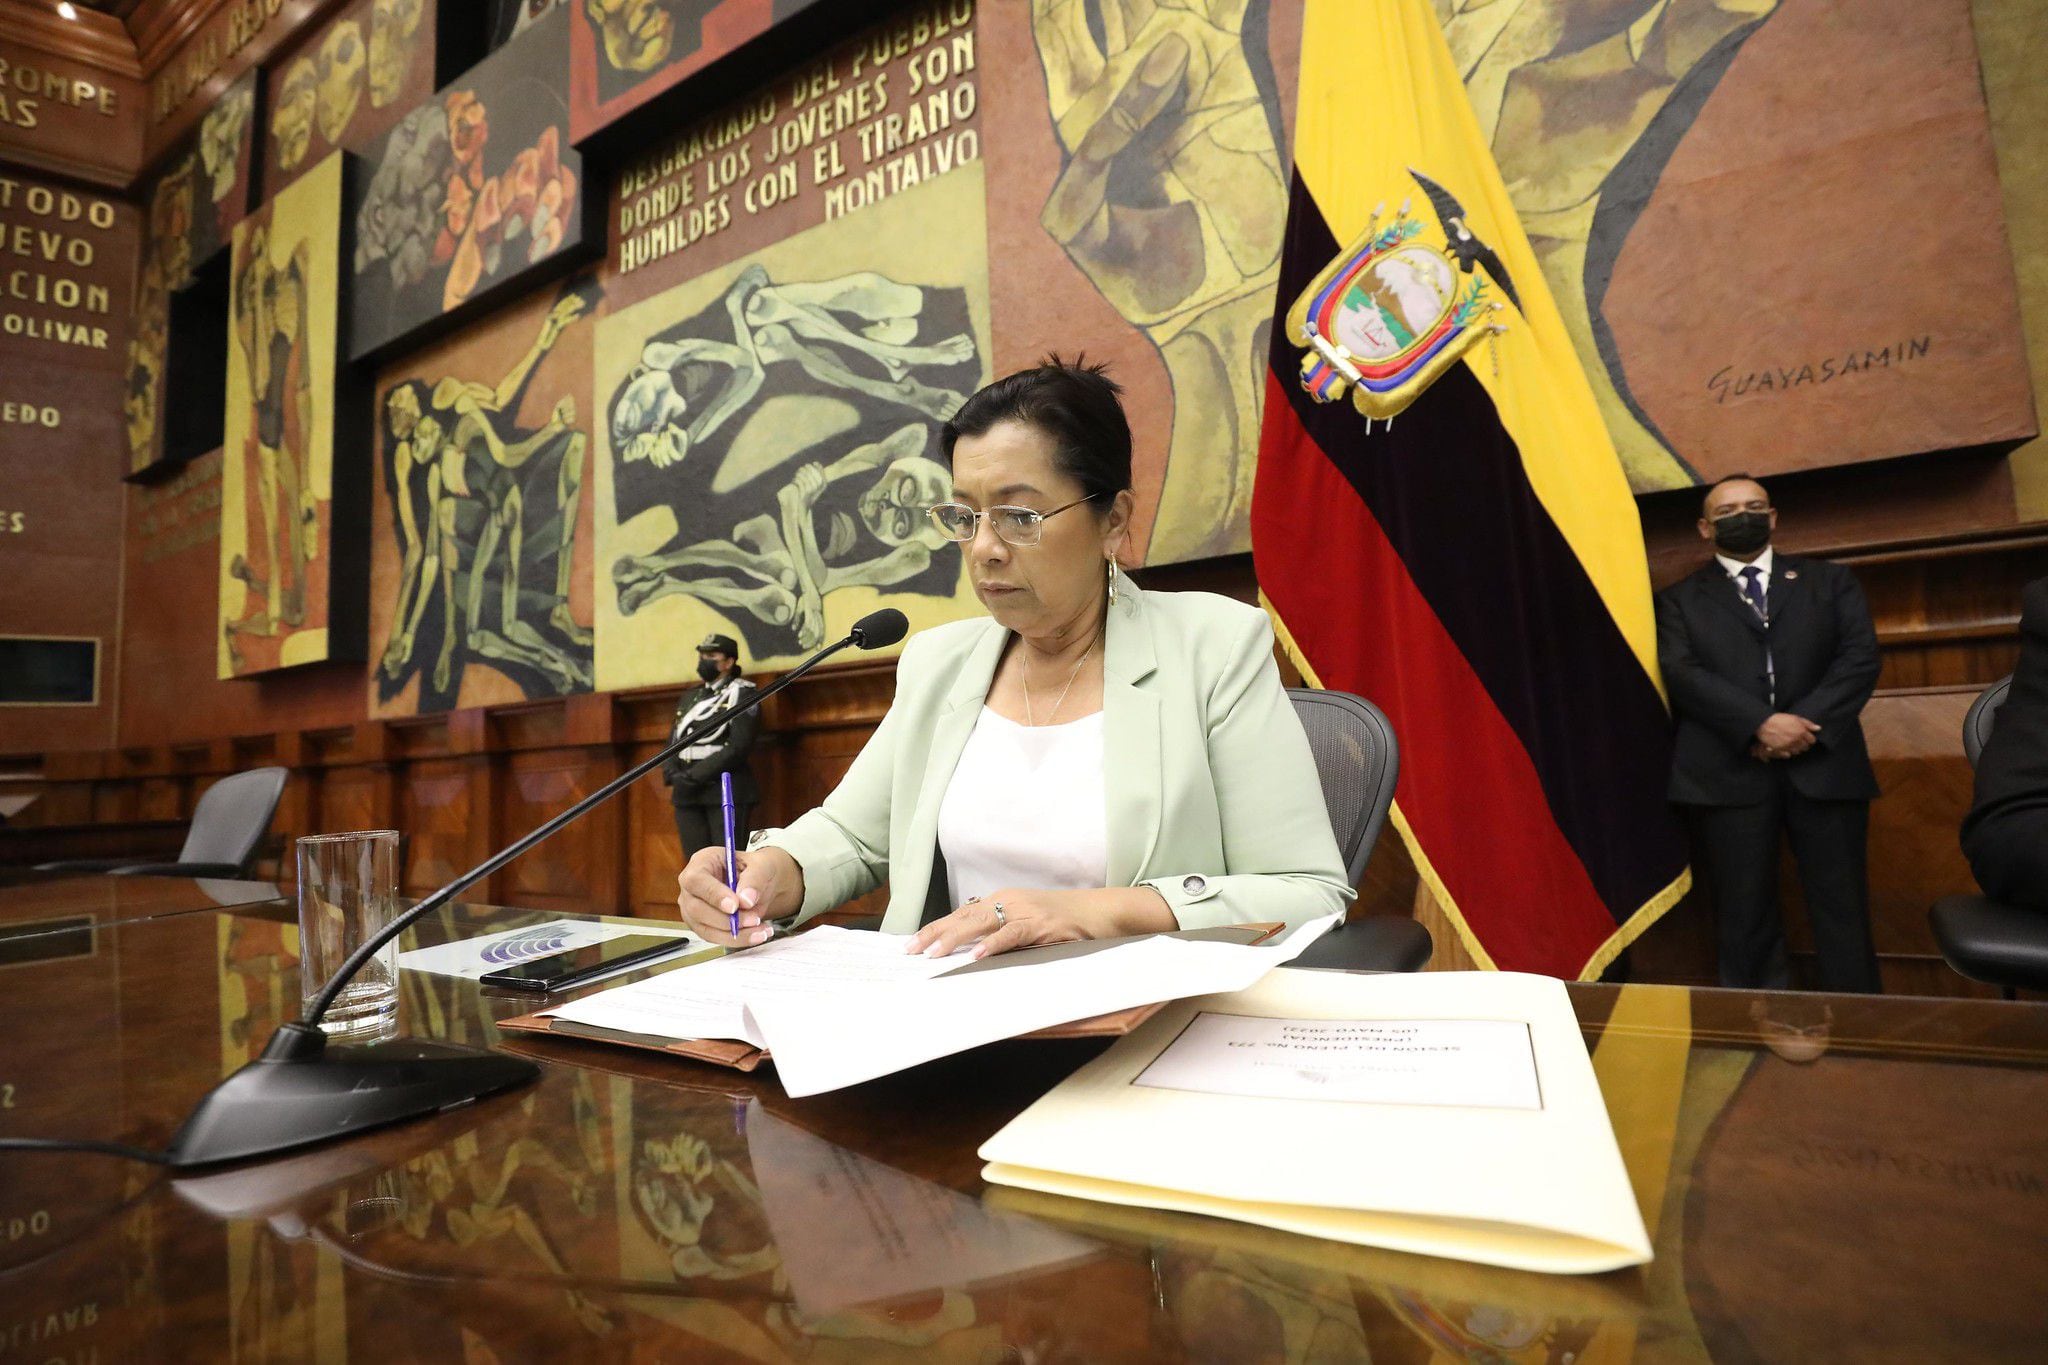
1106, 556, 1121, 607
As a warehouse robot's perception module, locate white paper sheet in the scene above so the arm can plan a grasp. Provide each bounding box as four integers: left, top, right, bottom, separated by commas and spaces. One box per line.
1132, 1014, 1542, 1110
747, 918, 1334, 1097
397, 918, 695, 979
539, 925, 966, 1048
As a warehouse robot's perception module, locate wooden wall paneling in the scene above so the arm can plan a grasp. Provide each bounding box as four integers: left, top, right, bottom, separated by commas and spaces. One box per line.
1775, 686, 1990, 992
393, 756, 471, 896
137, 775, 183, 821
626, 736, 681, 920
497, 744, 616, 915
90, 779, 139, 824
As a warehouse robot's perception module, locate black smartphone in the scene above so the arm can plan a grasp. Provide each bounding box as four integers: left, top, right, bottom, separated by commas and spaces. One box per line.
478, 934, 694, 994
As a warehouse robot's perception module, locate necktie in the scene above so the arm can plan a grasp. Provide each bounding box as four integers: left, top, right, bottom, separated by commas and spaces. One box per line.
1739, 566, 1775, 701
1739, 565, 1767, 621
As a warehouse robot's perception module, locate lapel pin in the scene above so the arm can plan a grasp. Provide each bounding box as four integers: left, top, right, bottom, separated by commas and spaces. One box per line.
1784, 570, 1799, 580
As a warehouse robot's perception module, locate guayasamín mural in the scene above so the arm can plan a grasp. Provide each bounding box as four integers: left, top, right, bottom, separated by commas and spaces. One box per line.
372, 279, 600, 715
127, 70, 258, 475
160, 0, 2033, 712
219, 156, 346, 678
594, 167, 991, 687
1433, 0, 2032, 491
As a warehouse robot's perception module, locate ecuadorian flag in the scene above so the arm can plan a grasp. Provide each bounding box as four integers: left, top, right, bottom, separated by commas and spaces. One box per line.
1253, 0, 1689, 979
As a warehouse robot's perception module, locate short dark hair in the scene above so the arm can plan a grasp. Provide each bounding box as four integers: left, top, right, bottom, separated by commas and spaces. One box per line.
1702, 472, 1767, 516
940, 355, 1132, 504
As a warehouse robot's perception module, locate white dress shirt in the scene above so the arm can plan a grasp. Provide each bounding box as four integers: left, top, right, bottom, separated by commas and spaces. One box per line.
1716, 545, 1774, 607
937, 707, 1109, 909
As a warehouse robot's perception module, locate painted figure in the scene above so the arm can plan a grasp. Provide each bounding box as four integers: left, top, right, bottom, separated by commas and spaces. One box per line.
273, 57, 318, 171
1033, 0, 1289, 563
199, 81, 255, 203
610, 264, 974, 472
381, 292, 594, 699
224, 226, 316, 667
1434, 0, 1783, 489
315, 20, 368, 145
585, 0, 705, 74
369, 0, 426, 108
612, 422, 952, 650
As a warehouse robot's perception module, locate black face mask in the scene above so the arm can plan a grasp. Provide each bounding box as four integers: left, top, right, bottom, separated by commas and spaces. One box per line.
697, 659, 723, 683
1711, 510, 1772, 556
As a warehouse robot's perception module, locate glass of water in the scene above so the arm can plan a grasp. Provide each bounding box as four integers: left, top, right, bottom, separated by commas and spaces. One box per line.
298, 830, 402, 1039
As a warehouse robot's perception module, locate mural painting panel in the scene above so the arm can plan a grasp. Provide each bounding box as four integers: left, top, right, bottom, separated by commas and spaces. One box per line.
569, 0, 827, 144
350, 5, 589, 363
977, 0, 1298, 565
489, 0, 569, 51
263, 0, 437, 197
594, 164, 991, 690
128, 70, 260, 476
125, 253, 172, 476
1438, 0, 2036, 490
219, 154, 352, 678
149, 68, 261, 293
371, 276, 600, 717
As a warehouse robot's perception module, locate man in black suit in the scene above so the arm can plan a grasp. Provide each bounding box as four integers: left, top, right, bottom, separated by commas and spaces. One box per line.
1655, 475, 1883, 991
1962, 577, 2048, 910
662, 633, 760, 857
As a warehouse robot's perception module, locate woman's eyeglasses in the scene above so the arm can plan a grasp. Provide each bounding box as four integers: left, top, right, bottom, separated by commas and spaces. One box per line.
926, 494, 1098, 547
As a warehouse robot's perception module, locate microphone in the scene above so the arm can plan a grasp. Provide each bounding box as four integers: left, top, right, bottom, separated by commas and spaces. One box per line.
163, 609, 913, 1168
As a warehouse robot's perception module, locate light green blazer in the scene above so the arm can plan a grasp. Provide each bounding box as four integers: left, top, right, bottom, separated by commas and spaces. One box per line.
756, 580, 1354, 934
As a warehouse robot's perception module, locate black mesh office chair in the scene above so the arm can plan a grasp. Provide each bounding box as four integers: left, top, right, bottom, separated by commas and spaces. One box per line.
1928, 678, 2048, 996
36, 767, 288, 879
1282, 689, 1434, 974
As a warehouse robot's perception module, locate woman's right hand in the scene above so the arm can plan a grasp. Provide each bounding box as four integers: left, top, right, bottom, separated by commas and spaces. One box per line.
676, 845, 804, 946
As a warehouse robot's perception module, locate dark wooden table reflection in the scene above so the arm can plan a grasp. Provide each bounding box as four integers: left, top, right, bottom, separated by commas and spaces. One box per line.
2, 882, 2045, 1362
0, 872, 285, 936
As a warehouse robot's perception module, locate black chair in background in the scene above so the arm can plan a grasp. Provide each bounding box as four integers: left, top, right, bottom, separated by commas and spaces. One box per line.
35, 767, 288, 880
1282, 688, 1434, 974
1928, 678, 2048, 997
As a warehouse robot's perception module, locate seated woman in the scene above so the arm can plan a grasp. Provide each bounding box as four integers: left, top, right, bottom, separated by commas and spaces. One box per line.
675, 358, 1352, 958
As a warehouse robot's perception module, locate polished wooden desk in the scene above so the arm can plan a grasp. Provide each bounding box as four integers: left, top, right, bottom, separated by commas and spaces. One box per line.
2, 884, 2045, 1362
0, 872, 285, 934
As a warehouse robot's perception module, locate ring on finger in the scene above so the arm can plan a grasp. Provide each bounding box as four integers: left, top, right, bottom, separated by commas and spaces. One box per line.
990, 900, 1006, 929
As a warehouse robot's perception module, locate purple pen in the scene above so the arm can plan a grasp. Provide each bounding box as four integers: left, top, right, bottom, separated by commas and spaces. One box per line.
720, 770, 740, 939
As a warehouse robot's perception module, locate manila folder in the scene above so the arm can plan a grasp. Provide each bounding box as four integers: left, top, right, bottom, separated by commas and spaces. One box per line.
979, 968, 1651, 1275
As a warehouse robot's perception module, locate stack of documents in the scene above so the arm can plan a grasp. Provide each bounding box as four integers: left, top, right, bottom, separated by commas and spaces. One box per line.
979, 968, 1652, 1274
504, 922, 1330, 1096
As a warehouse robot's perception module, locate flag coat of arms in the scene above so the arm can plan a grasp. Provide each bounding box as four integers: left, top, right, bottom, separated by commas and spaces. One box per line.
1252, 0, 1689, 978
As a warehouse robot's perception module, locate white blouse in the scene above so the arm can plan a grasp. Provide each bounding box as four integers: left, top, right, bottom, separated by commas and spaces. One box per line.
936, 706, 1108, 909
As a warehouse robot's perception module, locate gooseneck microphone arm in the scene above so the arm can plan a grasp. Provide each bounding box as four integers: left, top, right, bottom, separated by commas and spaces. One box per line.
162, 608, 910, 1169
306, 608, 905, 1024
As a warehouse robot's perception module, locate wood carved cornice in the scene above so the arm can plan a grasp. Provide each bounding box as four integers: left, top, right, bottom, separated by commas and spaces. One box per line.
0, 1, 141, 75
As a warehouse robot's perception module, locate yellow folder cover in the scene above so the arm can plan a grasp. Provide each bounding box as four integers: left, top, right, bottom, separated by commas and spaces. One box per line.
978, 968, 1652, 1275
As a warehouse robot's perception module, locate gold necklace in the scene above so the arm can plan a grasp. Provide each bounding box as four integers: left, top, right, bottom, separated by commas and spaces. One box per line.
1022, 638, 1096, 727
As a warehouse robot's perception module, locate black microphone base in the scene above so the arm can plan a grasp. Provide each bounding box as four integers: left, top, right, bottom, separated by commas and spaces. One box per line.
164, 1023, 540, 1169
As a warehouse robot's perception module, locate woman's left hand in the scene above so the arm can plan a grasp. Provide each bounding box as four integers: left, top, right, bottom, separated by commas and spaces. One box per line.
905, 886, 1175, 961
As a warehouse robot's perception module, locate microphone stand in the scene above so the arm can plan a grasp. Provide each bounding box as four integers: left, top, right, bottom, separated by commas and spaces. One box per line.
164, 611, 907, 1169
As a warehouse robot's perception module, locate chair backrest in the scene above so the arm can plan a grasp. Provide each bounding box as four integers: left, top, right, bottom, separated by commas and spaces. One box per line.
1963, 676, 2012, 770
1285, 689, 1399, 887
179, 767, 289, 870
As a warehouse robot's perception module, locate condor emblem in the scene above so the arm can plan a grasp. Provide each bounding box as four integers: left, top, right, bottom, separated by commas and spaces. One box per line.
1286, 169, 1519, 423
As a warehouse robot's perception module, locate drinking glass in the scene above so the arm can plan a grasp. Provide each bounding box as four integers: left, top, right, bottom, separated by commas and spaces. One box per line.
298, 830, 402, 1039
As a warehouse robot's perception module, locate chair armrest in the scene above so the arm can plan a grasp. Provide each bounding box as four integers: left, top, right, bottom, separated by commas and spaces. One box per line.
1288, 916, 1433, 974
32, 857, 150, 874
1930, 894, 2048, 993
106, 861, 246, 879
